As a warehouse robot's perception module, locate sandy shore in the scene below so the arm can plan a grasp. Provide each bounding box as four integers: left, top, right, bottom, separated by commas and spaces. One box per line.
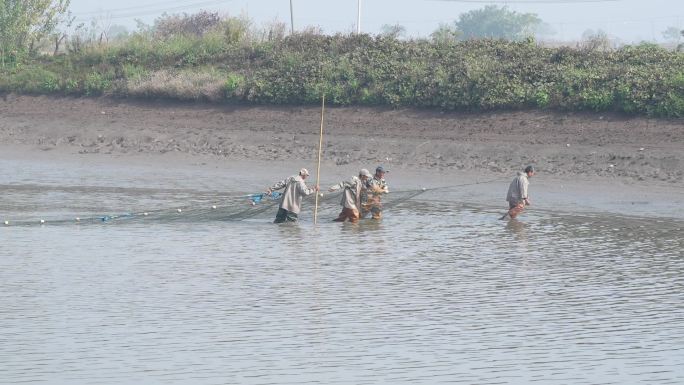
1, 94, 683, 219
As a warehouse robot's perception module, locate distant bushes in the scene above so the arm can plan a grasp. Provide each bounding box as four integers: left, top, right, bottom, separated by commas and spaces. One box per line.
0, 66, 61, 93
1, 18, 683, 117
125, 69, 225, 101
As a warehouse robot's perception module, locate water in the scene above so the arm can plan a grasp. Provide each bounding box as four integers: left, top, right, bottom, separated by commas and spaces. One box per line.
1, 156, 683, 385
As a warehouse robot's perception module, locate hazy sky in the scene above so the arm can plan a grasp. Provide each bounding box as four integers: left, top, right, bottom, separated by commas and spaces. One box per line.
68, 0, 684, 43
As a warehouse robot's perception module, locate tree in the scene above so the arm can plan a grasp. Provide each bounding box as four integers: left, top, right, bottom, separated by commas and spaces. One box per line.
581, 29, 614, 51
454, 5, 542, 41
379, 24, 406, 39
154, 11, 221, 38
430, 23, 461, 44
534, 22, 556, 41
108, 24, 128, 39
0, 0, 70, 64
50, 10, 74, 55
662, 26, 682, 43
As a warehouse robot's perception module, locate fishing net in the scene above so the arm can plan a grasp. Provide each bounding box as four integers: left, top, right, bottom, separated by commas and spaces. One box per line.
1, 188, 429, 227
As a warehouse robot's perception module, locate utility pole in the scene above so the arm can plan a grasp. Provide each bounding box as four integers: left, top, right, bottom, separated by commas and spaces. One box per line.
356, 0, 362, 34
290, 0, 294, 34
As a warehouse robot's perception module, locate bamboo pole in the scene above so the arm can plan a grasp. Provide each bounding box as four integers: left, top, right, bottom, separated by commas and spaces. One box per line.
314, 94, 325, 225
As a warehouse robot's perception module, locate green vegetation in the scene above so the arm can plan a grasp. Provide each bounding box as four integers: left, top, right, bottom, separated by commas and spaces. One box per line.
1, 11, 684, 118
453, 5, 542, 41
0, 0, 70, 65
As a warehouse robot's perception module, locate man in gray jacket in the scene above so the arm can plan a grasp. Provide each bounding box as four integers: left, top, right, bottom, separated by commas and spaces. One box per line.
329, 169, 372, 223
500, 165, 535, 220
268, 168, 319, 223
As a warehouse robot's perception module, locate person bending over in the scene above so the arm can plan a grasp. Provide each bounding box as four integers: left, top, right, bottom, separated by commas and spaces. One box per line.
268, 168, 319, 223
329, 169, 372, 223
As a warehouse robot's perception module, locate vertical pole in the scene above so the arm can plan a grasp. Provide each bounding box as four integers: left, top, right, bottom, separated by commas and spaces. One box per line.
357, 0, 362, 34
290, 0, 294, 34
314, 95, 325, 225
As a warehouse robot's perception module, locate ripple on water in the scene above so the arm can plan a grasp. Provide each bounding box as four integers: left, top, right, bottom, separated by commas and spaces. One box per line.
1, 195, 683, 384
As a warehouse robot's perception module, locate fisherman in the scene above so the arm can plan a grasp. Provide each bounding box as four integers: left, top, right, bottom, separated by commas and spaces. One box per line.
500, 165, 535, 220
267, 168, 319, 223
329, 169, 372, 223
362, 166, 390, 219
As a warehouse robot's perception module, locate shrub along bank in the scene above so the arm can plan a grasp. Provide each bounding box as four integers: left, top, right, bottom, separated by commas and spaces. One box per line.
1, 33, 683, 117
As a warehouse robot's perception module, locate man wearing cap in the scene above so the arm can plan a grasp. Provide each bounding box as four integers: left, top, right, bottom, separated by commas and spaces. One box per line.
329, 169, 372, 223
267, 168, 319, 223
501, 165, 535, 220
362, 166, 390, 219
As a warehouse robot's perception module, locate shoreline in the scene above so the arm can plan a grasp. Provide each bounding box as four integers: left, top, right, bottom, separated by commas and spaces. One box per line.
1, 95, 683, 220
2, 144, 683, 221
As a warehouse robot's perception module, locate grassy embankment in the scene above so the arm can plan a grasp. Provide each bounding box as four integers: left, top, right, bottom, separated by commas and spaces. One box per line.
1, 27, 683, 117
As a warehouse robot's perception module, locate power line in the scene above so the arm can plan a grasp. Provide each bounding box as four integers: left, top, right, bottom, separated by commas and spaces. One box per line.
304, 11, 681, 25
73, 0, 229, 21
72, 0, 222, 15
73, 0, 234, 16
432, 0, 623, 3
376, 14, 684, 25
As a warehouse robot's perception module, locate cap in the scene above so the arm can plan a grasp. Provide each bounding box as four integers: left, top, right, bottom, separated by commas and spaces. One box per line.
359, 169, 372, 178
299, 168, 310, 176
524, 165, 535, 173
376, 166, 388, 173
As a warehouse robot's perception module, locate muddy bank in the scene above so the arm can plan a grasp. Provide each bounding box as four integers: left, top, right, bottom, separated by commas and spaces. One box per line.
1, 95, 683, 184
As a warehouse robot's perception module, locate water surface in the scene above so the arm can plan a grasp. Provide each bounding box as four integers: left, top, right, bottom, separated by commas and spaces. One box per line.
1, 157, 683, 385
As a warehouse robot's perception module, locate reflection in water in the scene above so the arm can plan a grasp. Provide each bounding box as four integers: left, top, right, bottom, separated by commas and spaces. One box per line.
1, 187, 684, 385
505, 218, 527, 238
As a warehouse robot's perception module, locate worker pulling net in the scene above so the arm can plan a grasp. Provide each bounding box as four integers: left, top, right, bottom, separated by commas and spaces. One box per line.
1, 188, 428, 227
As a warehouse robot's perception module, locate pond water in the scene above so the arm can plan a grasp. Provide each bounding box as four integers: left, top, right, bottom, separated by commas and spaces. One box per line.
1, 156, 683, 385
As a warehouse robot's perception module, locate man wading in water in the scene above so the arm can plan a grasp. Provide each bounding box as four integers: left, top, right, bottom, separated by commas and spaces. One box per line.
267, 168, 319, 223
362, 166, 390, 219
500, 165, 535, 220
329, 169, 372, 223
